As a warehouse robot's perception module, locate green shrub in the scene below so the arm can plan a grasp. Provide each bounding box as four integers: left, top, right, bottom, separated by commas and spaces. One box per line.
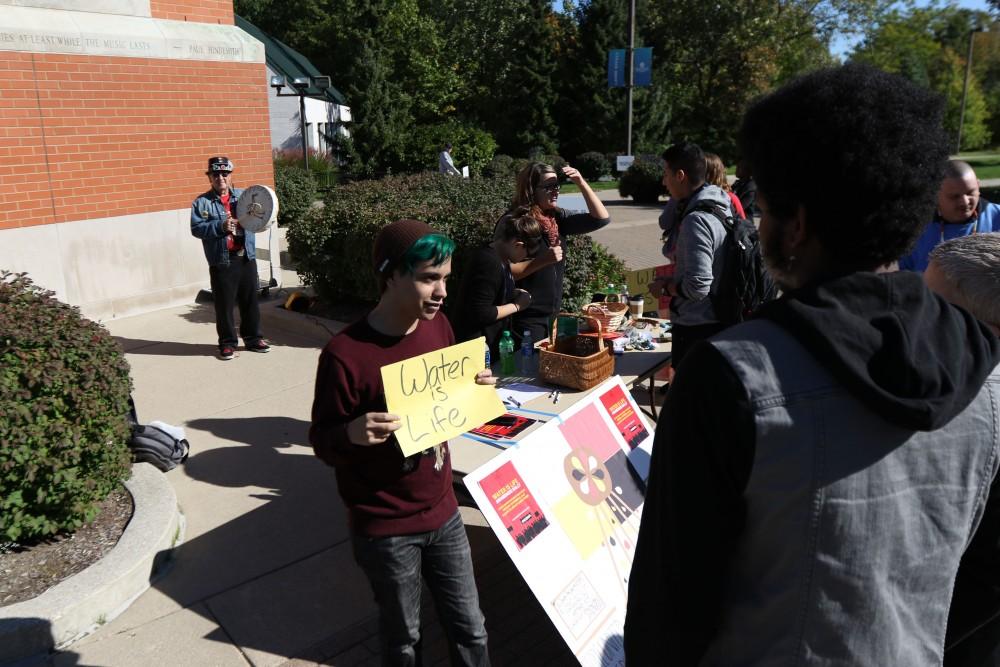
399, 121, 498, 177
273, 162, 318, 228
619, 157, 665, 203
273, 148, 339, 189
541, 154, 568, 181
483, 154, 529, 182
576, 152, 610, 181
483, 154, 514, 180
288, 173, 512, 310
286, 173, 627, 318
0, 272, 133, 544
562, 236, 628, 312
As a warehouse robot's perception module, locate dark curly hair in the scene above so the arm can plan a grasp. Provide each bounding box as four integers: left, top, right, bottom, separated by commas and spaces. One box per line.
738, 64, 949, 270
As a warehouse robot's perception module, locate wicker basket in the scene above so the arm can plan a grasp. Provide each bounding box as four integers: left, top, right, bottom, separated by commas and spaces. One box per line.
539, 313, 615, 391
583, 302, 628, 332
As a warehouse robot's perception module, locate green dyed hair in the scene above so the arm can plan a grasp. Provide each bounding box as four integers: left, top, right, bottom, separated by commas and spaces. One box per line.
379, 233, 456, 293
396, 233, 455, 275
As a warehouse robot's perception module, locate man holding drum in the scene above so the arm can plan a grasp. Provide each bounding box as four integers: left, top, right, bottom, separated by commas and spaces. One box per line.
190, 156, 270, 360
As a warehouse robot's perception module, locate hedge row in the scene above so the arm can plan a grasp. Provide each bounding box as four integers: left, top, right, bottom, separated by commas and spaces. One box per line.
286, 172, 625, 316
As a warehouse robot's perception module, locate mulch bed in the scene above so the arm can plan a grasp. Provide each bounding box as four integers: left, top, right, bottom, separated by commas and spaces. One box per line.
0, 487, 134, 607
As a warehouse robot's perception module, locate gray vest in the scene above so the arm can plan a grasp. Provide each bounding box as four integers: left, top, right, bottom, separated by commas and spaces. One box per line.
704, 319, 1000, 666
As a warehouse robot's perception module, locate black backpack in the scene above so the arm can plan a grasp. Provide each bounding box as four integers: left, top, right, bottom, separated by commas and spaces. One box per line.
126, 398, 190, 472
690, 202, 777, 325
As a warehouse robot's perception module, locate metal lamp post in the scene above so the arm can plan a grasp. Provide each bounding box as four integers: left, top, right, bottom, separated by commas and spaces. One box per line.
957, 27, 986, 155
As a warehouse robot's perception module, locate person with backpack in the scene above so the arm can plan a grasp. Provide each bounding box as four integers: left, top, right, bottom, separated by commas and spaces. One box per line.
647, 142, 736, 371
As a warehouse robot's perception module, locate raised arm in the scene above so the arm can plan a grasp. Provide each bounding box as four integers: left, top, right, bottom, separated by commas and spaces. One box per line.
564, 165, 609, 222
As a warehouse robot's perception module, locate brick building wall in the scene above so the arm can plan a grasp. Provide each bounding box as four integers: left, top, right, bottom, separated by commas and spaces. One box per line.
150, 0, 234, 24
0, 1, 274, 319
0, 53, 271, 231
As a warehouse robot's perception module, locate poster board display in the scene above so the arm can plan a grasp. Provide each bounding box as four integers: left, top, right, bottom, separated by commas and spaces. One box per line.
464, 376, 655, 666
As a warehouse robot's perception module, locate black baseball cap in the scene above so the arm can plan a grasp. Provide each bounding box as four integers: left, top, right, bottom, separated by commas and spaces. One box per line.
206, 156, 234, 174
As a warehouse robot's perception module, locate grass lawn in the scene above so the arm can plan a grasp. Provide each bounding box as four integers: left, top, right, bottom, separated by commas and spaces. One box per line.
956, 150, 1000, 180
561, 180, 620, 193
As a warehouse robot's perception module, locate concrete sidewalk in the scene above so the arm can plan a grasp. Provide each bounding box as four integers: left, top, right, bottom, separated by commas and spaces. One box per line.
46, 197, 665, 666
45, 292, 576, 667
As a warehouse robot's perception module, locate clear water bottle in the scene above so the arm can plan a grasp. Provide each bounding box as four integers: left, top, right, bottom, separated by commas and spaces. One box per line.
499, 330, 516, 376
520, 329, 536, 375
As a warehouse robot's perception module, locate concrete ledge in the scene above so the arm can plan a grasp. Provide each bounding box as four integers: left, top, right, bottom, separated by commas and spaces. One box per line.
0, 463, 184, 665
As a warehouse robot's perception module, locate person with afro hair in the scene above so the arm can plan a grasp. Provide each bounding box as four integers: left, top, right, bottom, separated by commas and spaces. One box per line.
625, 64, 1000, 665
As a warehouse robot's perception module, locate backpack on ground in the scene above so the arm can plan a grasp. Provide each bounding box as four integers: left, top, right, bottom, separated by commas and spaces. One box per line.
129, 424, 190, 471
126, 398, 190, 472
691, 202, 778, 325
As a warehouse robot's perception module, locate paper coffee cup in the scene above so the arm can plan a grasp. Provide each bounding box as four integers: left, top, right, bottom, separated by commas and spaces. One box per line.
628, 297, 644, 317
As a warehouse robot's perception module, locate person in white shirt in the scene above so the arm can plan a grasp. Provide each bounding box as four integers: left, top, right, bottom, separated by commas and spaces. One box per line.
438, 142, 461, 176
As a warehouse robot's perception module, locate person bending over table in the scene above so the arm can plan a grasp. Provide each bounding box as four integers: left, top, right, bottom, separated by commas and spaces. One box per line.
454, 206, 542, 359
498, 161, 610, 346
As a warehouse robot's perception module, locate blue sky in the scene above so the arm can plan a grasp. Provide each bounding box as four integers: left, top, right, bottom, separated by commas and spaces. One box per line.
832, 0, 993, 57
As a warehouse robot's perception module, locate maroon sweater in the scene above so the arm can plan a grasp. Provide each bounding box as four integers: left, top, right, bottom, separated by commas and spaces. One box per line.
309, 313, 458, 537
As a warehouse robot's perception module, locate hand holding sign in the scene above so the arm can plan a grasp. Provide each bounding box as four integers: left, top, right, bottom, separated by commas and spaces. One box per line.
475, 369, 497, 386
347, 412, 401, 446
381, 337, 505, 457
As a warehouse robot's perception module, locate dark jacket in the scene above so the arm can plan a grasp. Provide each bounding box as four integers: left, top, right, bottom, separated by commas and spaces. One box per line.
626, 271, 1000, 665
453, 245, 513, 359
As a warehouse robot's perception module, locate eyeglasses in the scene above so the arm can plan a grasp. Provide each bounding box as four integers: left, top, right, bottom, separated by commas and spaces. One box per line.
541, 182, 560, 193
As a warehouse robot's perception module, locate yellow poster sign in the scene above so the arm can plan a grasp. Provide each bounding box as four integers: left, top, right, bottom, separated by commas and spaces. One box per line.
626, 266, 661, 301
381, 337, 506, 457
626, 265, 672, 317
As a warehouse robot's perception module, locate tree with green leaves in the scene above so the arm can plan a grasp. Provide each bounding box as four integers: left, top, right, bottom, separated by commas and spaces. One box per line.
556, 0, 629, 160
851, 7, 992, 151
484, 0, 562, 156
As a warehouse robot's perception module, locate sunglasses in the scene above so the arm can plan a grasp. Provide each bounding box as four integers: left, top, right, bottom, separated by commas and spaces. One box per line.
210, 172, 231, 178
541, 182, 560, 193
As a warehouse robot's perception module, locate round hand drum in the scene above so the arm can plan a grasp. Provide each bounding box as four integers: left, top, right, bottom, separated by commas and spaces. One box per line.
236, 185, 279, 233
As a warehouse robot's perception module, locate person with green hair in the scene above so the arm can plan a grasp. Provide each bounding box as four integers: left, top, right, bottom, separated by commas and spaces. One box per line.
310, 219, 494, 666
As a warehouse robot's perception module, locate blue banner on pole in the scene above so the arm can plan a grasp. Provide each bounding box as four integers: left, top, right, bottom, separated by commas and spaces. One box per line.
634, 47, 652, 86
608, 49, 625, 88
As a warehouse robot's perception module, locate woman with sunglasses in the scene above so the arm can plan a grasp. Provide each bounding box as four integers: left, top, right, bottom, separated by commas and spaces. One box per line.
454, 208, 544, 359
501, 162, 610, 345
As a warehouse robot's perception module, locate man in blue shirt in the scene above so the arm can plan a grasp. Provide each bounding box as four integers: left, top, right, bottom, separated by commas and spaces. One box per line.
899, 159, 1000, 271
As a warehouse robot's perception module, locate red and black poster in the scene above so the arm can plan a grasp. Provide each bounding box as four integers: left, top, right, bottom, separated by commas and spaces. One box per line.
478, 461, 549, 550
599, 385, 649, 450
470, 413, 537, 440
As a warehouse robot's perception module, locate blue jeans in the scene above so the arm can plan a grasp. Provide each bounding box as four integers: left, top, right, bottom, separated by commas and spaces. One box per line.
352, 511, 490, 667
